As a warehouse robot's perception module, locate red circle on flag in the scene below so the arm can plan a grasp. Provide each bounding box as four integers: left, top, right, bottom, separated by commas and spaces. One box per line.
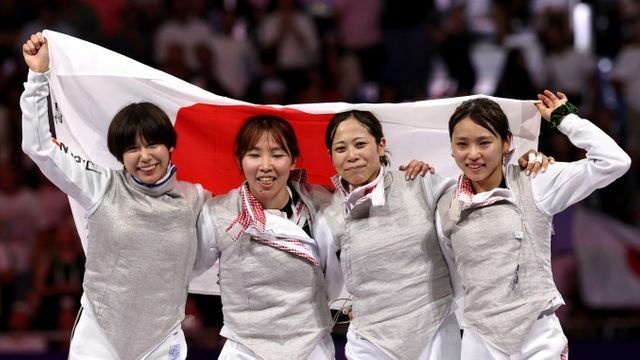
173, 104, 336, 194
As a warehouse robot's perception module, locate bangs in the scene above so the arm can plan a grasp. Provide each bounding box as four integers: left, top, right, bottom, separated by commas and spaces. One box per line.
107, 102, 176, 162
113, 110, 170, 148
473, 117, 500, 138
240, 125, 291, 156
235, 116, 299, 161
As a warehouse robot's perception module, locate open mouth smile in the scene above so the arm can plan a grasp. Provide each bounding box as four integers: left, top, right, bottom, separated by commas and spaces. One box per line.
139, 164, 157, 171
257, 176, 276, 185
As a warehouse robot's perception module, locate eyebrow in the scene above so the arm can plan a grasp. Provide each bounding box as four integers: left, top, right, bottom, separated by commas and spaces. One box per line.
333, 136, 367, 145
248, 145, 287, 152
454, 134, 494, 140
476, 135, 494, 141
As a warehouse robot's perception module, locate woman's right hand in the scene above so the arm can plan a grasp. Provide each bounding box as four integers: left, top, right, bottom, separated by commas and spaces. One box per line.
22, 32, 49, 73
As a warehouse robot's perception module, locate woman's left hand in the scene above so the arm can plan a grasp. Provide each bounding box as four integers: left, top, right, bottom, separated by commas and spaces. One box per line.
535, 90, 568, 122
399, 160, 434, 180
518, 149, 555, 177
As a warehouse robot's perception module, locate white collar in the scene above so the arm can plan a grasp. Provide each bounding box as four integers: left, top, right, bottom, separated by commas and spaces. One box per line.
333, 166, 386, 214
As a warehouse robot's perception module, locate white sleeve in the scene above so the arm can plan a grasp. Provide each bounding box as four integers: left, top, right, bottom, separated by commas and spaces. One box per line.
20, 70, 111, 211
531, 114, 631, 216
435, 210, 465, 325
192, 194, 221, 279
422, 172, 457, 211
189, 196, 222, 295
314, 214, 345, 304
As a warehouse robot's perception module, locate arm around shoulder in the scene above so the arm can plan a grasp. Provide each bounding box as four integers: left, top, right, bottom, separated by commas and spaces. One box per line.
304, 183, 334, 212
313, 212, 344, 303
193, 195, 221, 279
422, 172, 457, 212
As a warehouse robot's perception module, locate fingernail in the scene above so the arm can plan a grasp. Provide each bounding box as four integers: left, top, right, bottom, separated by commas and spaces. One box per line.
526, 170, 530, 176
412, 175, 416, 179
405, 175, 409, 180
532, 172, 537, 178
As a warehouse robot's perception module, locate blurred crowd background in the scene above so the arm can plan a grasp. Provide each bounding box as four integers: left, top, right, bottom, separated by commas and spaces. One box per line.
1, 0, 640, 358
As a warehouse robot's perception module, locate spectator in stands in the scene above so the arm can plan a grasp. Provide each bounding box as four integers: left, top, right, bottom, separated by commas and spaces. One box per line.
494, 47, 538, 100
0, 163, 47, 328
539, 12, 596, 111
433, 5, 477, 96
333, 0, 383, 83
258, 0, 319, 102
209, 8, 259, 99
612, 19, 640, 169
154, 0, 213, 71
29, 218, 84, 330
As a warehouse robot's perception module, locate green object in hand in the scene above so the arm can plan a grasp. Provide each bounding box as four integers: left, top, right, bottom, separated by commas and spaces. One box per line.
550, 102, 578, 129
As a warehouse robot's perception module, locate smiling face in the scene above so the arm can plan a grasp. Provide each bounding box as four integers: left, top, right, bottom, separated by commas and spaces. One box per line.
122, 134, 173, 184
241, 133, 296, 209
107, 102, 177, 184
451, 117, 511, 193
330, 117, 386, 188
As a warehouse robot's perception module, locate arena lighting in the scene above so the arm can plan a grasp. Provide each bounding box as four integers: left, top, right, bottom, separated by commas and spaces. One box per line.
573, 2, 593, 53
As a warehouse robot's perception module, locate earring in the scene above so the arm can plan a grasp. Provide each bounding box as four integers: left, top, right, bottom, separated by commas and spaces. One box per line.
502, 148, 515, 165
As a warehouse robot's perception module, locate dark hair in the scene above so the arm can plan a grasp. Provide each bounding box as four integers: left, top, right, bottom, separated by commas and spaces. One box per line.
235, 115, 300, 163
448, 98, 512, 141
324, 110, 390, 166
107, 102, 176, 163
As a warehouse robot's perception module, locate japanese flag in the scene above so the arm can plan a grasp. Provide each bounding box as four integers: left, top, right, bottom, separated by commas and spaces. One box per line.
41, 30, 542, 294
574, 206, 640, 307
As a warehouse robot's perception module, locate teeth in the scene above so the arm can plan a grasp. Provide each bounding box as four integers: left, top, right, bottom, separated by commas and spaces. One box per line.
468, 164, 482, 169
140, 165, 156, 171
257, 177, 275, 184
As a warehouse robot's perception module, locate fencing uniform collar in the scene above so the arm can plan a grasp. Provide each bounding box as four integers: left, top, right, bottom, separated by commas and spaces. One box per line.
332, 165, 386, 214
126, 163, 177, 197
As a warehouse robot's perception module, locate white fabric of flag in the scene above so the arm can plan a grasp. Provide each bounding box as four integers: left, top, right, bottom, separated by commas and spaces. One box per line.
40, 30, 542, 294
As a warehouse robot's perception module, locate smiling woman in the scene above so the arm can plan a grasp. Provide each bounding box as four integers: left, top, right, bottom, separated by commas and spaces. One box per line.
324, 111, 387, 188
235, 115, 298, 209
20, 32, 211, 359
106, 102, 176, 184
196, 115, 336, 359
315, 109, 461, 360
438, 93, 631, 359
449, 98, 512, 193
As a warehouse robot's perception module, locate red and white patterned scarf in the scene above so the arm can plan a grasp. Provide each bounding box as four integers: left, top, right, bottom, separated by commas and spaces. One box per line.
449, 150, 516, 221
225, 169, 319, 266
332, 166, 385, 214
